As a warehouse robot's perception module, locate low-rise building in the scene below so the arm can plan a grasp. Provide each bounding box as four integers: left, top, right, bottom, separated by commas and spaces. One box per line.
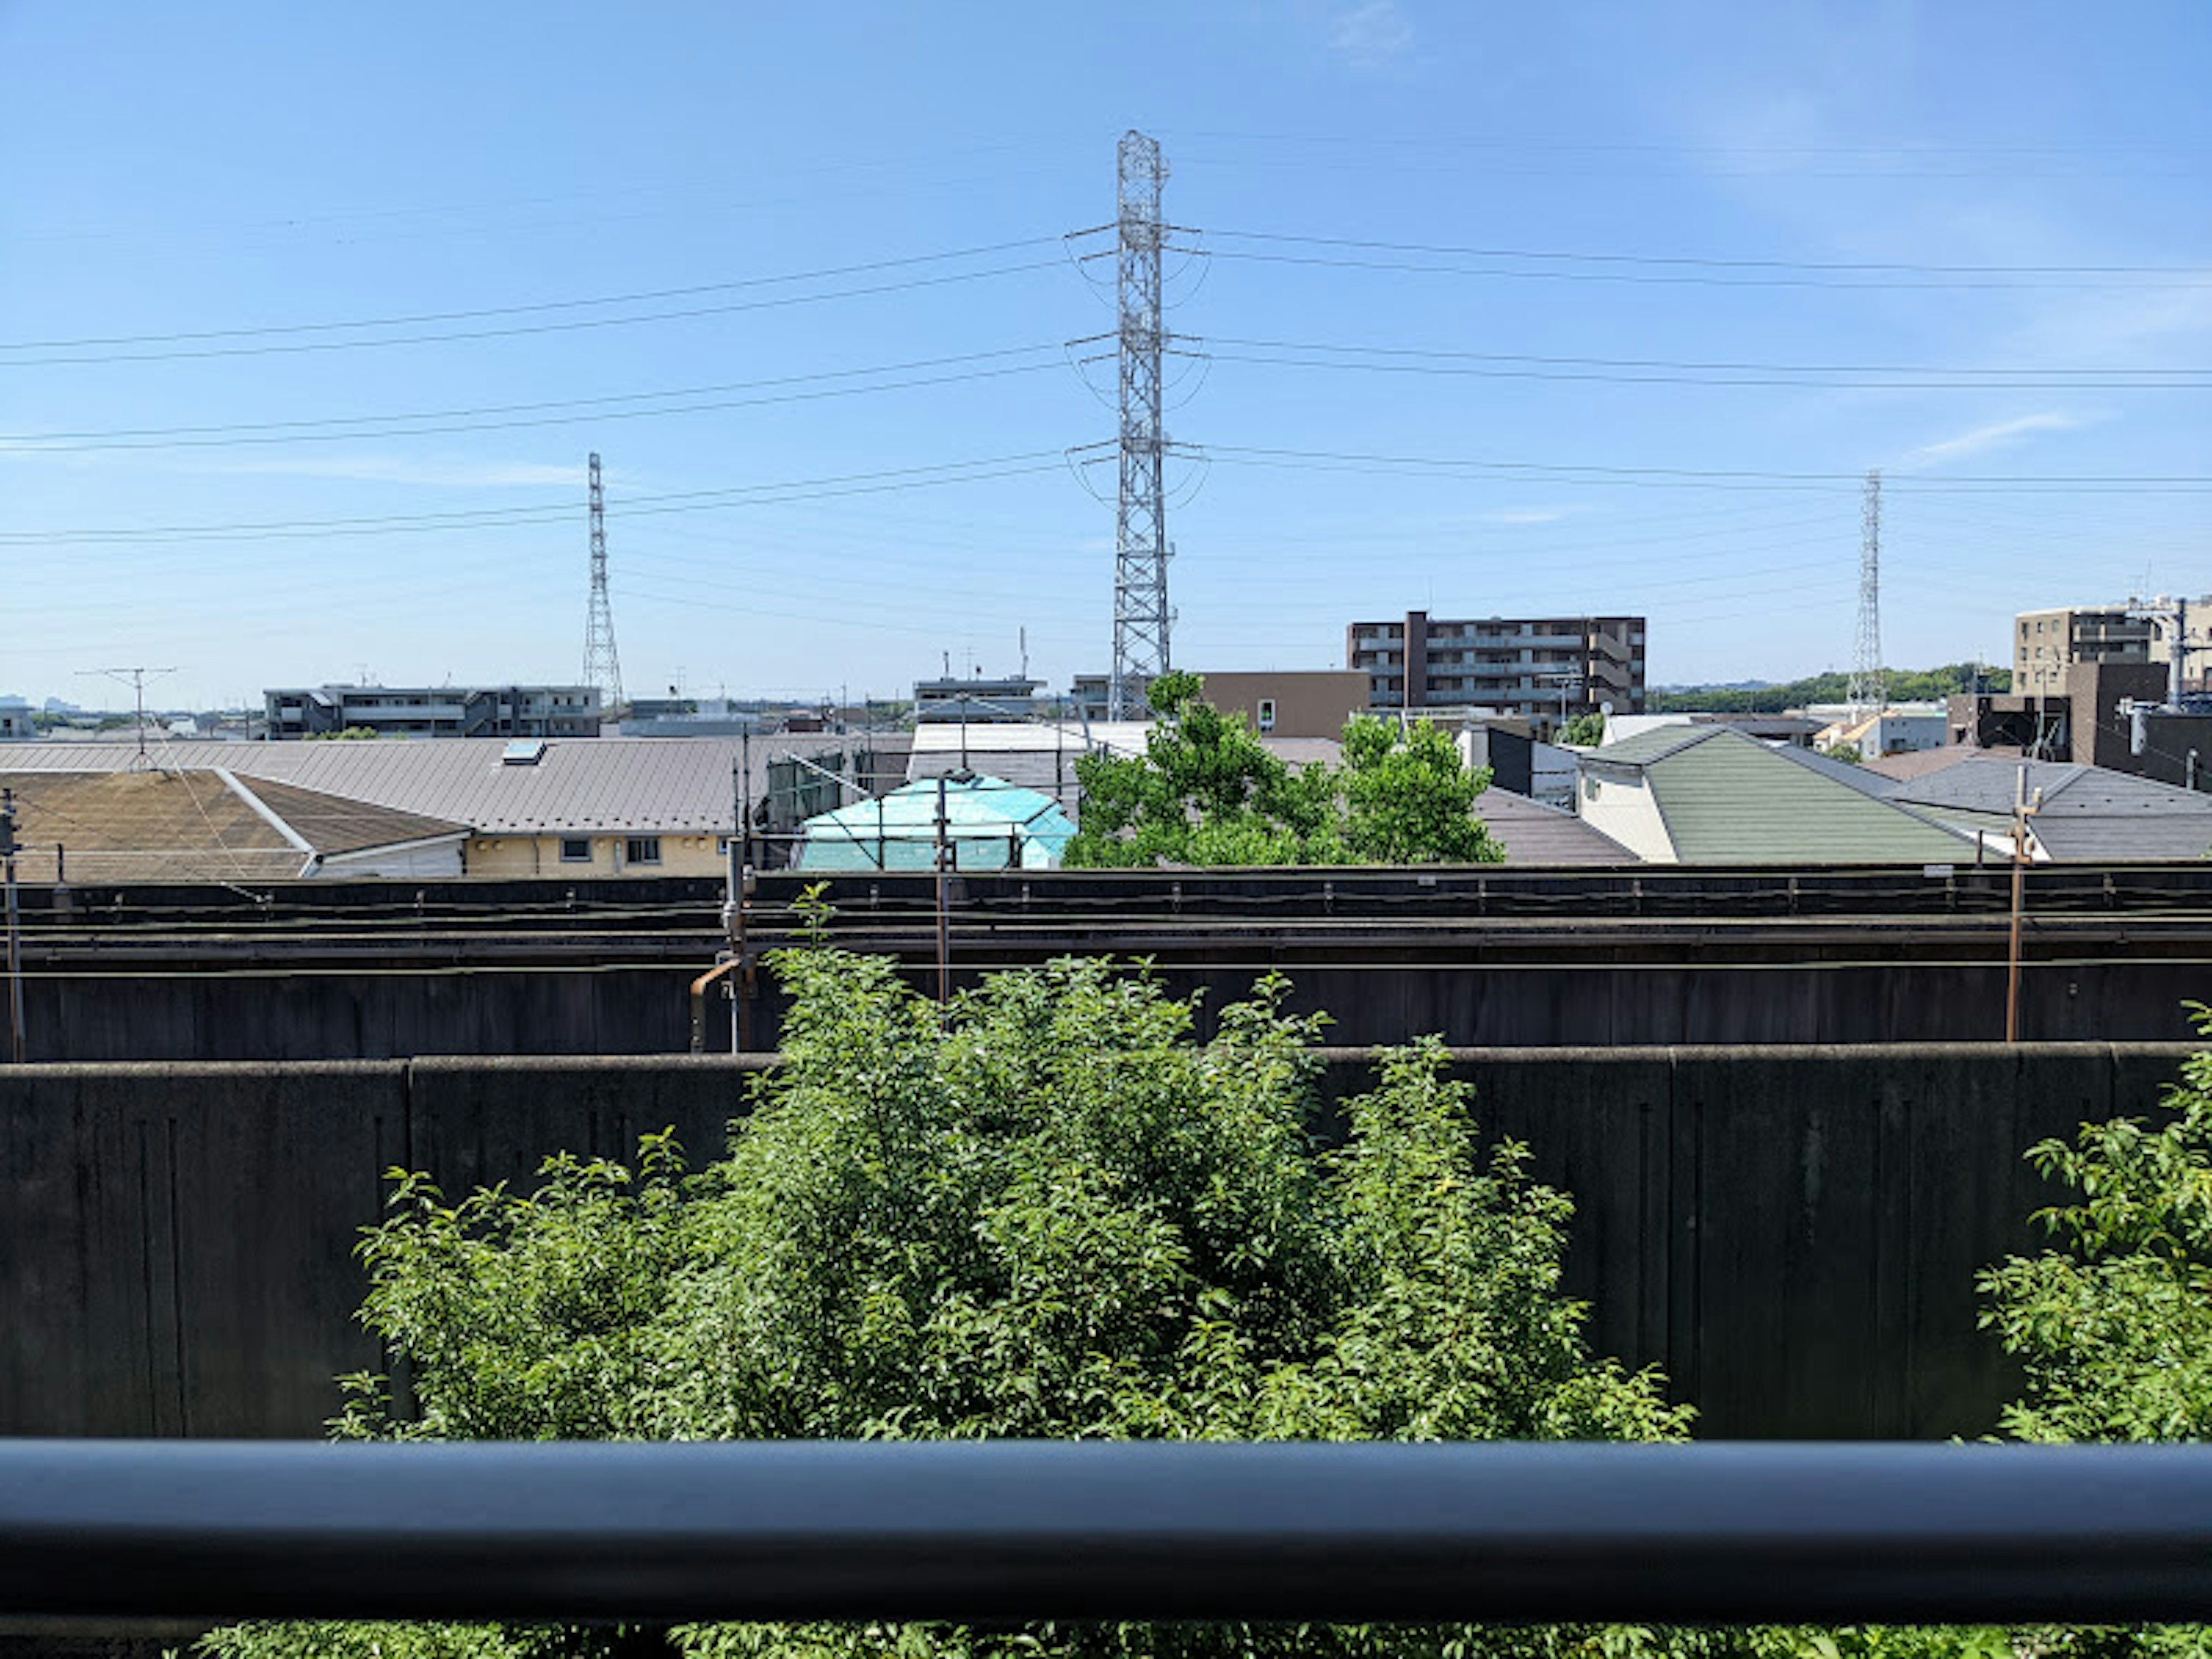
1180, 670, 1370, 739
1, 768, 467, 882
912, 675, 1042, 724
1807, 703, 1948, 759
0, 699, 32, 740
2014, 598, 2211, 699
1872, 752, 2212, 861
1346, 611, 1645, 734
0, 737, 893, 877
264, 684, 601, 740
1574, 725, 1973, 865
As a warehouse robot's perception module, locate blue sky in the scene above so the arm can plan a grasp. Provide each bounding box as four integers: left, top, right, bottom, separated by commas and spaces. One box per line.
3, 1, 2207, 709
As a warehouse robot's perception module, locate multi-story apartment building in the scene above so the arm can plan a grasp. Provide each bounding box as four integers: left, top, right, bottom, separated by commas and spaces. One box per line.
1346, 611, 1646, 730
2015, 600, 2212, 699
265, 684, 601, 740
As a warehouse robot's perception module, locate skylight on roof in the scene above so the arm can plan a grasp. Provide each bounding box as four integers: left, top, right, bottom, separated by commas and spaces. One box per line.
501, 740, 547, 766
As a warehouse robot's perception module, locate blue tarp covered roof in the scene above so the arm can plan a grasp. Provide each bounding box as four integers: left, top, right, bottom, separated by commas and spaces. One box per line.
795, 772, 1077, 872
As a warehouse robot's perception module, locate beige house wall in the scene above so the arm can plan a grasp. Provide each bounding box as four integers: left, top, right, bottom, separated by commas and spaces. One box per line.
463, 832, 728, 878
1575, 772, 1677, 863
1196, 671, 1371, 739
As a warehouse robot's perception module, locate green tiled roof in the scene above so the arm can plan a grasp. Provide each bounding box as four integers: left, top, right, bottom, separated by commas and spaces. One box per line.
1642, 729, 1972, 864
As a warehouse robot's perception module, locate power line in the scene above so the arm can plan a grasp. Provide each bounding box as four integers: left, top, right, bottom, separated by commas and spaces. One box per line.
0, 454, 1071, 547
0, 351, 1070, 453
1193, 226, 2212, 279
0, 262, 1066, 368
1191, 335, 2212, 390
1196, 445, 2212, 493
1194, 244, 2212, 293
0, 238, 1066, 353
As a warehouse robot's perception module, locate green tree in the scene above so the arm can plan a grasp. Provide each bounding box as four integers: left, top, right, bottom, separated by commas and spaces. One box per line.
1338, 714, 1502, 865
1980, 1006, 2212, 1446
1559, 711, 1605, 747
1065, 673, 1499, 867
207, 938, 1690, 1659
1963, 1006, 2212, 1658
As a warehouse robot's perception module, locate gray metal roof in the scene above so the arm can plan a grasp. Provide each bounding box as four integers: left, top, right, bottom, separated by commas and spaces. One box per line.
1888, 755, 2212, 818
1883, 754, 2212, 861
1478, 790, 1639, 865
0, 738, 796, 835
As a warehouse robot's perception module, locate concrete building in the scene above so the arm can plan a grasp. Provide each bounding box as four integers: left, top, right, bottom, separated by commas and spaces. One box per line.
264, 684, 601, 740
1807, 703, 1948, 760
1347, 611, 1645, 733
2014, 599, 2212, 699
1179, 670, 1370, 739
619, 696, 764, 738
0, 699, 32, 740
1948, 661, 2212, 789
912, 675, 1041, 724
1458, 721, 1579, 813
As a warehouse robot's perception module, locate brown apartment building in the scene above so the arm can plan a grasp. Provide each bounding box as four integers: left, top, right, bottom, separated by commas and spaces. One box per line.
1346, 611, 1646, 732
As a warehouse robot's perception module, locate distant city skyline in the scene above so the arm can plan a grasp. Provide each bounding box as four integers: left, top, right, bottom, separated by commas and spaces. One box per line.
4, 2, 2208, 708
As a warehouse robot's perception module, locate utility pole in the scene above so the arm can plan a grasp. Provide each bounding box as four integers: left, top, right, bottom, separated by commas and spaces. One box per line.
2126, 594, 2200, 709
2005, 764, 2042, 1044
1847, 469, 1884, 722
84, 668, 178, 770
934, 775, 952, 1010
1108, 129, 1172, 722
582, 453, 626, 711
2, 788, 24, 1065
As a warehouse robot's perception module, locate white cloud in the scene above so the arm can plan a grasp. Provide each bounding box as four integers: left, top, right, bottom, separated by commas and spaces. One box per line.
1480, 506, 1575, 525
1901, 411, 2089, 468
1328, 0, 1414, 70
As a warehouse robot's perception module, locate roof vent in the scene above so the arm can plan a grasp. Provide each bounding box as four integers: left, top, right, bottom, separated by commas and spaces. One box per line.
501, 739, 547, 766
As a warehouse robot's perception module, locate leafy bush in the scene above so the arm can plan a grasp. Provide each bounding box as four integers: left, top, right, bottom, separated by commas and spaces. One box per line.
209, 941, 1684, 1658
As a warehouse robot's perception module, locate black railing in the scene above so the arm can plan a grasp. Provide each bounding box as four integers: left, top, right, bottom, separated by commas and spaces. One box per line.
6, 1441, 2212, 1626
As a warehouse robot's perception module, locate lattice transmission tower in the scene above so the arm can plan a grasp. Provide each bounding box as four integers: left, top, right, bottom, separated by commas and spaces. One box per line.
1847, 468, 1885, 719
1108, 130, 1171, 722
582, 452, 625, 711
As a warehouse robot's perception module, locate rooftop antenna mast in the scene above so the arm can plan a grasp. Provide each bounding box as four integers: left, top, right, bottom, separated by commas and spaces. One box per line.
82, 666, 177, 771
582, 453, 626, 711
1108, 129, 1171, 722
1847, 468, 1885, 721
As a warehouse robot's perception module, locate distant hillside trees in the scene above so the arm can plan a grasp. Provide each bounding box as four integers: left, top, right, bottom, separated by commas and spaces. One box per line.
1649, 664, 2009, 715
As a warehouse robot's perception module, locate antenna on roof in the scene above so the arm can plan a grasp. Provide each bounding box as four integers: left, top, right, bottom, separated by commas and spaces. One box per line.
79, 666, 178, 772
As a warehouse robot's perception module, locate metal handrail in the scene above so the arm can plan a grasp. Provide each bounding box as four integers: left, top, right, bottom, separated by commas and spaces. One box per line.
6, 1441, 2212, 1626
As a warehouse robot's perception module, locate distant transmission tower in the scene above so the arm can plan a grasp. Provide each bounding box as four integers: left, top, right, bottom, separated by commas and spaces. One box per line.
582, 452, 625, 711
1847, 468, 1885, 719
1108, 129, 1171, 722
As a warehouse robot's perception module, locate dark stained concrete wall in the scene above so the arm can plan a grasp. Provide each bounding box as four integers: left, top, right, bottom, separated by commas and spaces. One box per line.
1, 1045, 2198, 1442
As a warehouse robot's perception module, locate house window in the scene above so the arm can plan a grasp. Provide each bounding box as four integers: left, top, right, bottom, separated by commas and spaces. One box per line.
559, 838, 593, 863
1257, 698, 1277, 733
624, 837, 662, 866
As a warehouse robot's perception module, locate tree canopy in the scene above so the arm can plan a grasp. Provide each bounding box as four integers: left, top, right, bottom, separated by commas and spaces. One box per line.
1064, 671, 1503, 867
1647, 664, 2006, 717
